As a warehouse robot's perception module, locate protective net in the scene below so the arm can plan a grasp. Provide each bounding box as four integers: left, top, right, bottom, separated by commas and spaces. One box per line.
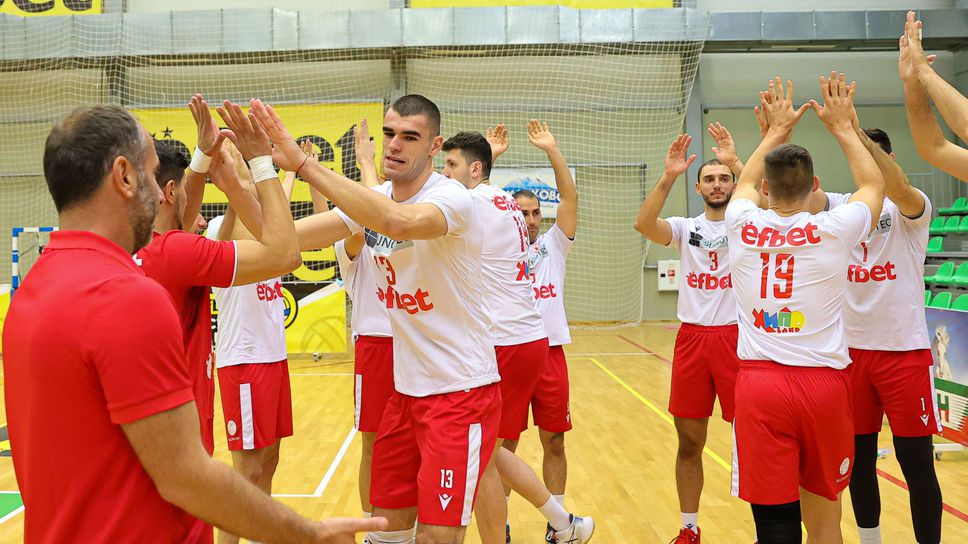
0, 4, 707, 324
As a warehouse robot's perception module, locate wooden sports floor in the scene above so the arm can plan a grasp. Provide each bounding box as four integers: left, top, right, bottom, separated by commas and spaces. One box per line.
0, 322, 965, 543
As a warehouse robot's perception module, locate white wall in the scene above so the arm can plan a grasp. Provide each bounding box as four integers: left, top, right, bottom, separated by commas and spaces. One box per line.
697, 0, 954, 11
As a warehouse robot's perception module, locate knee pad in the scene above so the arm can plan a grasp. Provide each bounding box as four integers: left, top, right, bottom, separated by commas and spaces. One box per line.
751, 502, 802, 544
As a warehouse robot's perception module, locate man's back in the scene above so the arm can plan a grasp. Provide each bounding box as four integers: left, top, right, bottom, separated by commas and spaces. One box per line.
3, 231, 196, 543
726, 198, 871, 368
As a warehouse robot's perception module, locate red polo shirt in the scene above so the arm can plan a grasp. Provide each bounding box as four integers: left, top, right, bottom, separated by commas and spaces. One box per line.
136, 230, 237, 453
2, 230, 196, 543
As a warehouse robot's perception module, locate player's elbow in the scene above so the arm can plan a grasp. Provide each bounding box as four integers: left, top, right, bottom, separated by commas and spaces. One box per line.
282, 250, 302, 275
383, 212, 417, 241
633, 217, 648, 235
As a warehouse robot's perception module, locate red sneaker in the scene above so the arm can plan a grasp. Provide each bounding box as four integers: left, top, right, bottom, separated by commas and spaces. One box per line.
671, 526, 700, 543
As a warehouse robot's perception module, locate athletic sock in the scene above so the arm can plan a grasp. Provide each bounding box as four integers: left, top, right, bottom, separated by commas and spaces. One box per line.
858, 526, 882, 544
365, 528, 414, 543
681, 512, 699, 530
553, 494, 565, 507
363, 511, 373, 519
539, 496, 572, 532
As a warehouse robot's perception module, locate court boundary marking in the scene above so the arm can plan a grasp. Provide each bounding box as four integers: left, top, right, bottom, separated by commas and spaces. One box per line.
273, 427, 357, 499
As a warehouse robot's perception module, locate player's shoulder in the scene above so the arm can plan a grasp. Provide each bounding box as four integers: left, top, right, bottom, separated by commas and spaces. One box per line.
99, 272, 176, 315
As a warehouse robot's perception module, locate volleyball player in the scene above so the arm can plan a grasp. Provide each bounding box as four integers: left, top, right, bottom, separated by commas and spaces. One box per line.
816, 126, 942, 544
3, 103, 384, 544
510, 121, 578, 542
333, 120, 396, 522
634, 127, 743, 543
251, 95, 501, 544
442, 131, 594, 544
725, 75, 884, 544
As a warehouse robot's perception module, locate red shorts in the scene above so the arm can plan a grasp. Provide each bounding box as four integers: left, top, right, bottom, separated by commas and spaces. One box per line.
354, 335, 395, 433
669, 323, 740, 422
218, 360, 294, 451
370, 383, 501, 527
196, 351, 216, 455
848, 348, 942, 437
531, 345, 573, 434
732, 361, 854, 505
496, 338, 550, 441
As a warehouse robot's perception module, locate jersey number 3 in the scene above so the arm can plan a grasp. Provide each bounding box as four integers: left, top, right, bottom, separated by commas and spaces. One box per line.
760, 252, 794, 299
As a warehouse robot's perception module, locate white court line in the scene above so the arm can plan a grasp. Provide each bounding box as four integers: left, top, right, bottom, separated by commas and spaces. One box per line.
273, 427, 357, 499
289, 373, 354, 376
0, 506, 23, 525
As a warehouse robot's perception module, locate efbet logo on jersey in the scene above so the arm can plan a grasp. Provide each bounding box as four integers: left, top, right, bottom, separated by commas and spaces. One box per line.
686, 272, 732, 290
848, 262, 897, 283
741, 223, 821, 247
752, 307, 805, 333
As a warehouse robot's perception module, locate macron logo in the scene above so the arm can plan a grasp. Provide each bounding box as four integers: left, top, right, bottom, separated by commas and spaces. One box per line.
439, 493, 453, 511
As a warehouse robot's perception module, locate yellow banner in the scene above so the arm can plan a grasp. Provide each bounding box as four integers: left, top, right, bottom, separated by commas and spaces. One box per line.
0, 0, 102, 16
133, 102, 384, 285
412, 0, 672, 7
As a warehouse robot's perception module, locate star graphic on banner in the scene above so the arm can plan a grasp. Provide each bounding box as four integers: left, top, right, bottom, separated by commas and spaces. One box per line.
162, 126, 174, 138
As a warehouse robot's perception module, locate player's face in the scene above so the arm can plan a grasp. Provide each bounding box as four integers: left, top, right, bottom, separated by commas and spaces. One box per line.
382, 108, 442, 183
131, 130, 162, 251
515, 196, 541, 244
696, 164, 735, 209
442, 149, 472, 187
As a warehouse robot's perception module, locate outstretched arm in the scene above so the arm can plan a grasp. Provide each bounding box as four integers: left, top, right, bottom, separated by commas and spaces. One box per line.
811, 73, 884, 230
528, 119, 577, 238
487, 124, 509, 163
906, 11, 968, 143
634, 134, 694, 245
182, 95, 225, 231
733, 78, 811, 204
250, 100, 449, 243
707, 122, 744, 177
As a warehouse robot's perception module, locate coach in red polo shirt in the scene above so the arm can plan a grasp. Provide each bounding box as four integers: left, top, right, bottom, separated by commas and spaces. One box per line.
2, 104, 383, 543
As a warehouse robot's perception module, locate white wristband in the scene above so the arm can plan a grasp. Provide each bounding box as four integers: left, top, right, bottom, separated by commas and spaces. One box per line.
248, 155, 277, 183
188, 147, 212, 174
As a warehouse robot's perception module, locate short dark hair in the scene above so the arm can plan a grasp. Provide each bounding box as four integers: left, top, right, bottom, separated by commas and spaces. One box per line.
697, 159, 734, 183
154, 139, 189, 189
513, 189, 538, 201
863, 128, 892, 154
764, 144, 815, 201
43, 104, 146, 213
442, 131, 493, 179
389, 94, 441, 137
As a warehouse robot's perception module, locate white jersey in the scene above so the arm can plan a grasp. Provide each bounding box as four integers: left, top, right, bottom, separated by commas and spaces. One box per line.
334, 174, 500, 397
826, 192, 932, 351
335, 240, 392, 339
471, 184, 547, 346
528, 223, 574, 347
666, 215, 736, 326
205, 216, 287, 368
725, 198, 871, 369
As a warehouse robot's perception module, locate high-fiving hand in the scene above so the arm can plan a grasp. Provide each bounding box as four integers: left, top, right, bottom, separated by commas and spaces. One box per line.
707, 122, 738, 167
664, 134, 696, 179
188, 94, 224, 157
760, 77, 811, 137
487, 124, 509, 160
215, 100, 273, 162
809, 72, 858, 135
526, 119, 557, 152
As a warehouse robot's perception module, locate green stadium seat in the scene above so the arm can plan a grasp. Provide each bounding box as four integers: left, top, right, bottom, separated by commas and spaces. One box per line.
938, 262, 968, 285
941, 216, 961, 233
929, 217, 946, 235
939, 196, 967, 215
925, 261, 955, 283
959, 216, 968, 233
929, 291, 953, 309
953, 294, 968, 311
926, 290, 932, 305
927, 236, 944, 253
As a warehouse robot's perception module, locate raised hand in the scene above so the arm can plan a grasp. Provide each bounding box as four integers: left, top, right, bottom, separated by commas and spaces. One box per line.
761, 77, 811, 136
707, 122, 738, 167
215, 100, 273, 162
753, 104, 770, 139
487, 124, 509, 160
526, 119, 557, 152
809, 72, 858, 135
299, 139, 318, 164
207, 147, 243, 195
248, 99, 305, 172
899, 12, 938, 83
188, 94, 224, 156
664, 134, 696, 179
354, 119, 376, 167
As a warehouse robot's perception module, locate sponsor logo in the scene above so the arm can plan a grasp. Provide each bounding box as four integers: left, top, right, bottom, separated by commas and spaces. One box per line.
920, 413, 930, 426
227, 420, 237, 436
257, 281, 285, 302
839, 457, 850, 476
847, 262, 897, 283
741, 223, 821, 248
533, 283, 558, 300
688, 231, 728, 250
752, 307, 805, 333
492, 194, 521, 212
686, 272, 732, 290
377, 285, 434, 314
365, 228, 413, 256
502, 177, 560, 205
873, 214, 892, 235
439, 493, 453, 511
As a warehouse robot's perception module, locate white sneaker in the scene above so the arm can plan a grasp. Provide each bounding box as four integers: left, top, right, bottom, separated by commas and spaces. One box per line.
552, 515, 595, 543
